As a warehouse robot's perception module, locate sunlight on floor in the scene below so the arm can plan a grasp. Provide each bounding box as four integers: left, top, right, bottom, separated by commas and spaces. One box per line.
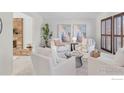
12, 56, 34, 75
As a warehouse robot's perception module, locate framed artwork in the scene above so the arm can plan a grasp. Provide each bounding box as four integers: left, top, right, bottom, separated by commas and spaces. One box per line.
73, 24, 86, 42
57, 24, 71, 42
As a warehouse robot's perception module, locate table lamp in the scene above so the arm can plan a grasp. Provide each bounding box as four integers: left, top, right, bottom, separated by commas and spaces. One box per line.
72, 37, 77, 42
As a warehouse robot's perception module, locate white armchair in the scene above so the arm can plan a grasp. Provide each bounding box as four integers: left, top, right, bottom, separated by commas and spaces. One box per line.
31, 47, 76, 75
51, 45, 76, 75
75, 38, 95, 62
81, 38, 95, 53
31, 54, 52, 75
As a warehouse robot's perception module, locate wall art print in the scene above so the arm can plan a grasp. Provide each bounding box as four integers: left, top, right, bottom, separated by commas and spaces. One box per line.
57, 24, 71, 42
73, 24, 86, 42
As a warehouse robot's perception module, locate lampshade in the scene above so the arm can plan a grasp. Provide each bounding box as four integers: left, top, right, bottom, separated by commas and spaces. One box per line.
72, 37, 77, 42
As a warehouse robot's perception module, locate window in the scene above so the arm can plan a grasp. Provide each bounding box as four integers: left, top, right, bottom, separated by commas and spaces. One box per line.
101, 17, 112, 53
113, 13, 124, 54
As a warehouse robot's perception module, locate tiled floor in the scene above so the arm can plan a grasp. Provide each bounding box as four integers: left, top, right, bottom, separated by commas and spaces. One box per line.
12, 56, 88, 75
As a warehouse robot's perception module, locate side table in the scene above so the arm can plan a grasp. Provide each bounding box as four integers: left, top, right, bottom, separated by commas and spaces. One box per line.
71, 42, 78, 51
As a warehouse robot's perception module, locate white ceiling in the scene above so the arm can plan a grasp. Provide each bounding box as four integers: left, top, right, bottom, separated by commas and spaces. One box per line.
38, 12, 101, 20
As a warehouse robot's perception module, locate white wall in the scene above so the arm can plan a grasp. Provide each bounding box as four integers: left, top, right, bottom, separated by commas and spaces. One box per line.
96, 12, 119, 49
44, 18, 96, 40
13, 12, 33, 49
0, 12, 13, 75
23, 13, 44, 52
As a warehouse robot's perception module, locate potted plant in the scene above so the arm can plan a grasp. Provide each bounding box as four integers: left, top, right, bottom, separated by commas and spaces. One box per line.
41, 24, 52, 47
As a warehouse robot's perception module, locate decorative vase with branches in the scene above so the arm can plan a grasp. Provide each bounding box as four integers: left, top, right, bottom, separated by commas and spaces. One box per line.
41, 24, 52, 47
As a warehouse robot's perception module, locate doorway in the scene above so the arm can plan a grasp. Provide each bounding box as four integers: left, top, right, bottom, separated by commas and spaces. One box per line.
12, 13, 34, 75
13, 18, 32, 56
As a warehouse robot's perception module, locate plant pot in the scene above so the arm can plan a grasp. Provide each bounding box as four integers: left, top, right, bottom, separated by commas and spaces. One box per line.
45, 40, 49, 47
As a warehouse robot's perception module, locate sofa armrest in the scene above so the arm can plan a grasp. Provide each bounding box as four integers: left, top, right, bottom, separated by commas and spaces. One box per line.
31, 53, 52, 75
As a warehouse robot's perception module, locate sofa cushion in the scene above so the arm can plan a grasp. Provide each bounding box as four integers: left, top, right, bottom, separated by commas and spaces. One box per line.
54, 39, 64, 46
61, 33, 70, 42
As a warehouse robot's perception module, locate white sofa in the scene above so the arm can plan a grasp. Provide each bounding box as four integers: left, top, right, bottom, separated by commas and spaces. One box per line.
31, 47, 76, 75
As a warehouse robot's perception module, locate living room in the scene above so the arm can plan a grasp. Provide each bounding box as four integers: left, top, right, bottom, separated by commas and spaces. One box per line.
0, 12, 124, 75
1, 0, 124, 92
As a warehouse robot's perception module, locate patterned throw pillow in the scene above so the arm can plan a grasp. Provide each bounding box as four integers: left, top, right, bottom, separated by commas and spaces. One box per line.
77, 32, 82, 42
61, 32, 70, 42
